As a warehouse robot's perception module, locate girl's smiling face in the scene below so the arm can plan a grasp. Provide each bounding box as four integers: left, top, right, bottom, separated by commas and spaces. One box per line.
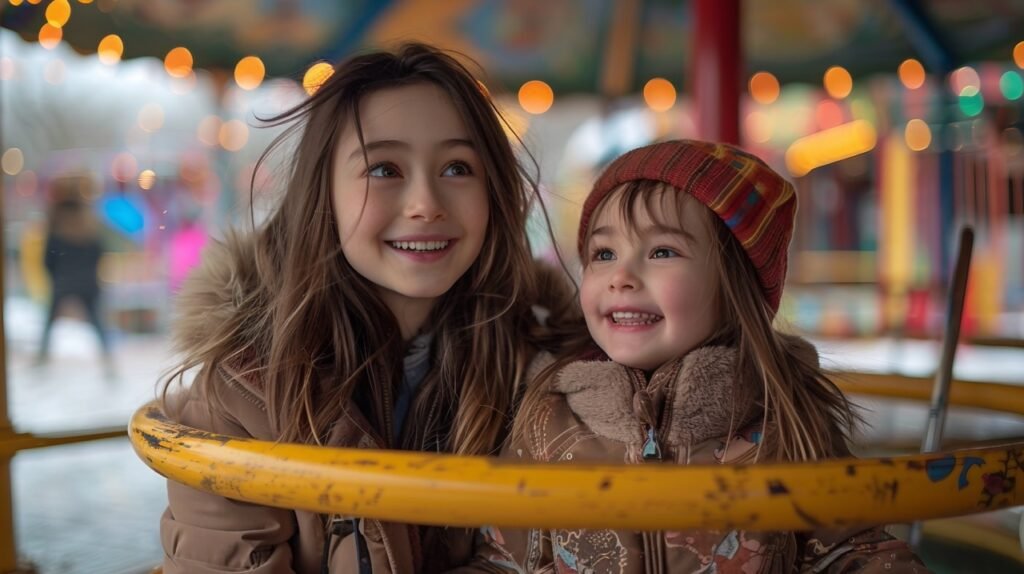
333, 82, 489, 337
580, 185, 720, 371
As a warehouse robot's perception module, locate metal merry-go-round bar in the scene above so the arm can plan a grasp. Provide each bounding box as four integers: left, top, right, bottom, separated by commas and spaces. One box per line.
130, 373, 1024, 532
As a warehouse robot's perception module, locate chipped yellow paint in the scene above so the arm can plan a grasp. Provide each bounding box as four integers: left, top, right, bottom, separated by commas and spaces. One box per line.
131, 387, 1024, 531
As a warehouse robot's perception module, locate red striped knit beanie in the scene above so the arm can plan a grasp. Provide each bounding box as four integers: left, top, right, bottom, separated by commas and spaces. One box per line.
578, 140, 796, 314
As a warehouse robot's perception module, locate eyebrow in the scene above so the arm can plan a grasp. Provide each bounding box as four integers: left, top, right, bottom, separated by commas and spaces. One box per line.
590, 223, 697, 244
347, 138, 476, 163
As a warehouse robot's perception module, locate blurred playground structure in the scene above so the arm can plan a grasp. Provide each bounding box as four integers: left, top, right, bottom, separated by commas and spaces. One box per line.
0, 1, 1021, 343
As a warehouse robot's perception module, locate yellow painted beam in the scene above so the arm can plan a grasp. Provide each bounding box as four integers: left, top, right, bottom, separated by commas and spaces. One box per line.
0, 427, 127, 458
831, 372, 1024, 416
131, 396, 1023, 531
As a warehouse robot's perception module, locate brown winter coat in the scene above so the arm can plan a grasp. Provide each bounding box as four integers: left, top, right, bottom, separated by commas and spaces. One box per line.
162, 367, 447, 573
159, 235, 570, 574
461, 346, 932, 574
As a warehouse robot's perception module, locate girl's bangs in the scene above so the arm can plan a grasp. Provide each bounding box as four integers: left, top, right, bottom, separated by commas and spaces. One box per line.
584, 180, 692, 251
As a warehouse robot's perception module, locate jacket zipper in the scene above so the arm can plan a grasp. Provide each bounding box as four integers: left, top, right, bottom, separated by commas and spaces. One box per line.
630, 368, 670, 572
642, 427, 662, 460
628, 369, 662, 462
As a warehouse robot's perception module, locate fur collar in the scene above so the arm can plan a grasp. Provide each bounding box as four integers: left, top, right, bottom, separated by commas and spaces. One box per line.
552, 346, 752, 447
172, 233, 263, 361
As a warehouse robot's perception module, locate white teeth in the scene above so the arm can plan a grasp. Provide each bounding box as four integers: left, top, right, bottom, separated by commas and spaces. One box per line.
390, 240, 449, 251
610, 311, 662, 324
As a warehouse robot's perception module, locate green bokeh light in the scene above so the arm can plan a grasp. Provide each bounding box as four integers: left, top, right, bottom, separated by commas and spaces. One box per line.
958, 88, 984, 117
1000, 71, 1024, 101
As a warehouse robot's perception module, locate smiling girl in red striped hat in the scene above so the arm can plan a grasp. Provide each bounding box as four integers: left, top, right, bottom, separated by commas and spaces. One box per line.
467, 140, 929, 573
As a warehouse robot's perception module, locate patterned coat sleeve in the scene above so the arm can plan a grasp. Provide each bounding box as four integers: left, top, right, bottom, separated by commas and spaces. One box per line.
798, 526, 932, 573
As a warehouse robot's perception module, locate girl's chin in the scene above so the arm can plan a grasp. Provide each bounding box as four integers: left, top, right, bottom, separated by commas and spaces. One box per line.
605, 351, 665, 372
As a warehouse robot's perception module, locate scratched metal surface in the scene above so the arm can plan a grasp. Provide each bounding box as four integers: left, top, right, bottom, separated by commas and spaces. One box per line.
130, 396, 1024, 531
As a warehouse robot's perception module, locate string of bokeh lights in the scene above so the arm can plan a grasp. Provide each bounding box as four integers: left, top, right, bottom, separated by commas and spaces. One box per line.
2, 0, 1023, 187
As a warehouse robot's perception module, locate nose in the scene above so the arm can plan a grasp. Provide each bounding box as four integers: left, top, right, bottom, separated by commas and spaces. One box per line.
404, 175, 446, 222
608, 261, 640, 291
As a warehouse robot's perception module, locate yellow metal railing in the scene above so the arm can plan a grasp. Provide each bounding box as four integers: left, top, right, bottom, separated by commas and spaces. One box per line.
130, 373, 1024, 531
833, 372, 1024, 415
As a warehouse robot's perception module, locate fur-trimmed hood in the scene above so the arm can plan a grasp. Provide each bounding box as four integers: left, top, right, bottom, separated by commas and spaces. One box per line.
171, 232, 265, 362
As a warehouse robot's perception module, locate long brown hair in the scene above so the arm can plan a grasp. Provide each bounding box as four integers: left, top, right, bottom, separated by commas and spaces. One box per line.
163, 43, 556, 456
515, 181, 858, 461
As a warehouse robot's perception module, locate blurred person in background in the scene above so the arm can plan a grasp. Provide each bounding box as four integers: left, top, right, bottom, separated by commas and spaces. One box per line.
35, 177, 114, 376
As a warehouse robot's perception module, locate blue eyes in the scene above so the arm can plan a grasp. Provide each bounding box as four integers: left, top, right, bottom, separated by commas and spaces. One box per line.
367, 161, 473, 178
590, 247, 680, 262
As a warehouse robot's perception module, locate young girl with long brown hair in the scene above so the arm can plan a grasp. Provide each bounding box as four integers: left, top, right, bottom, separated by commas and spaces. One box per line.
469, 140, 929, 573
159, 43, 572, 573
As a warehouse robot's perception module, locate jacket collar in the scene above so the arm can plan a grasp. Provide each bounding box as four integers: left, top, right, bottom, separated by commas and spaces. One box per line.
551, 346, 754, 447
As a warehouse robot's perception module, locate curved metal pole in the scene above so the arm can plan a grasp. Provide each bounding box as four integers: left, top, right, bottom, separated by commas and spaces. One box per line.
131, 396, 1023, 532
910, 226, 975, 546
922, 226, 974, 453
